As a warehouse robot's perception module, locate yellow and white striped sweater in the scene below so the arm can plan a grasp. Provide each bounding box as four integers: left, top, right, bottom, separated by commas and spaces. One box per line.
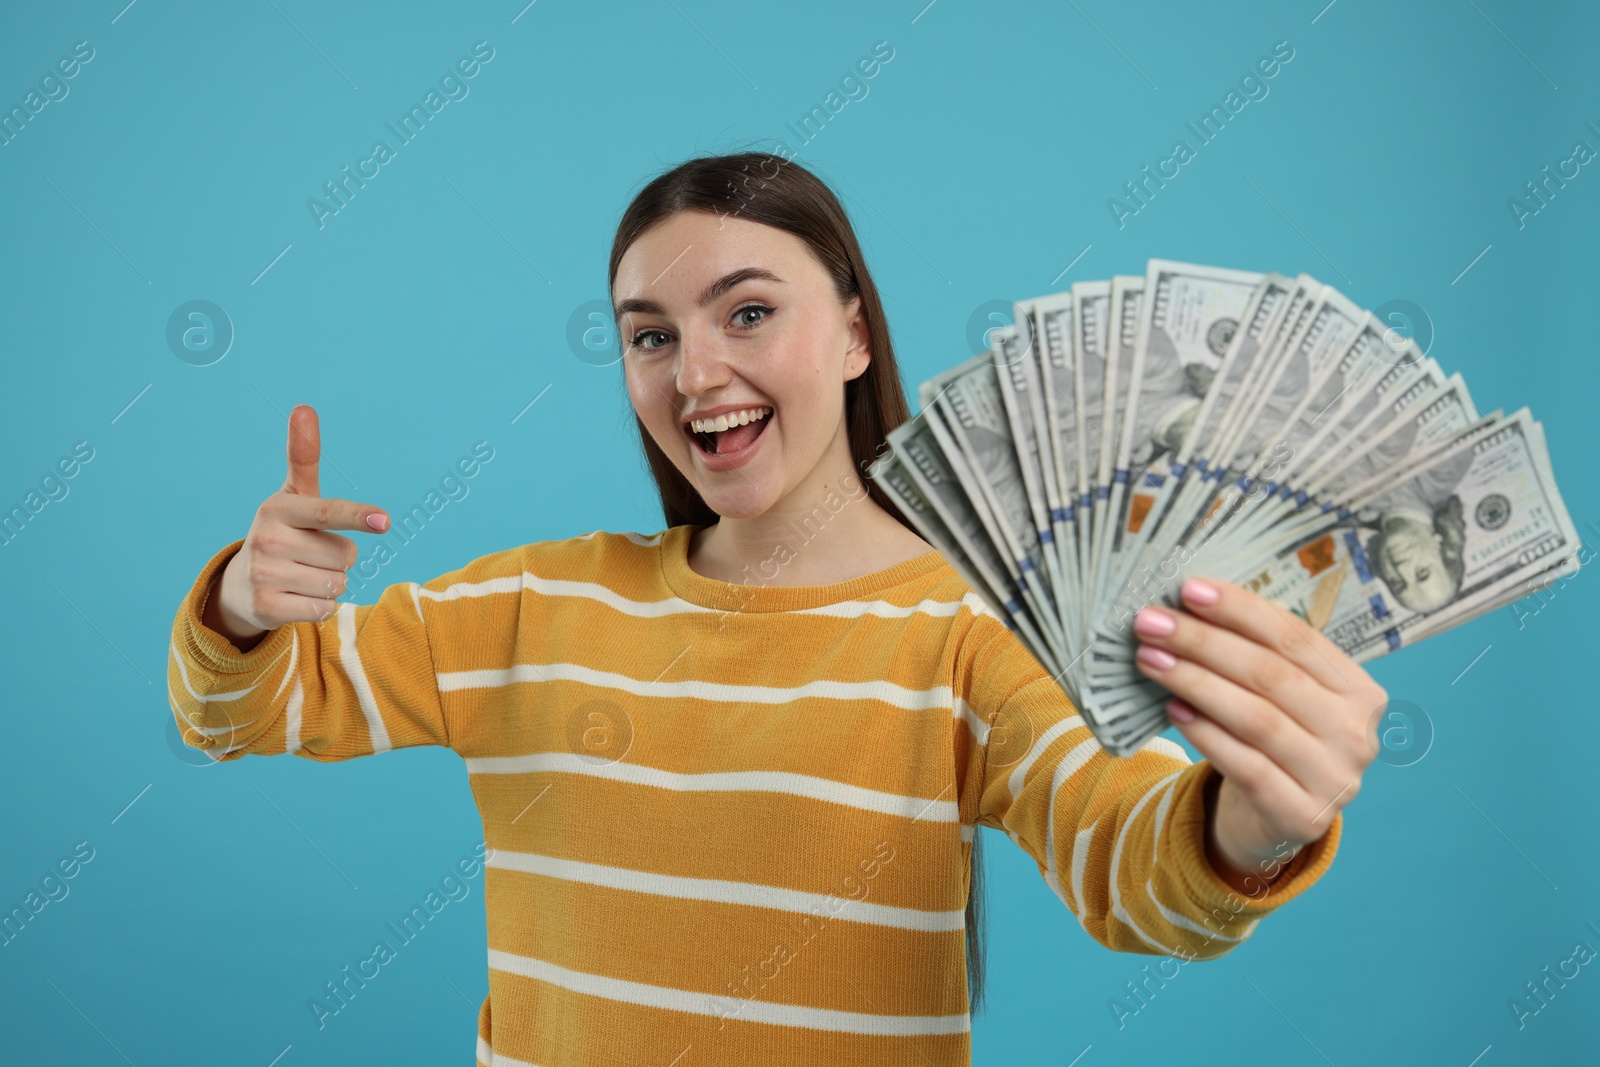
168, 524, 1340, 1066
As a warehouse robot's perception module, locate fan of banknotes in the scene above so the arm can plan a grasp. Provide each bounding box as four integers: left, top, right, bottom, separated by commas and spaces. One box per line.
868, 260, 1581, 757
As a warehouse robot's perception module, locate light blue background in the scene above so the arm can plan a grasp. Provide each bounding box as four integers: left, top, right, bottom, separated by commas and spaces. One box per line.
3, 1, 1597, 1063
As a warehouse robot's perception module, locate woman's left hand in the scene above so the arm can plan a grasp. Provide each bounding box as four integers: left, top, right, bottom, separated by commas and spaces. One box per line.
1130, 576, 1388, 889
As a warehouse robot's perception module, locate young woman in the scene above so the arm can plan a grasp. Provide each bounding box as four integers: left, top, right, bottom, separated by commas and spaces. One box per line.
169, 152, 1384, 1066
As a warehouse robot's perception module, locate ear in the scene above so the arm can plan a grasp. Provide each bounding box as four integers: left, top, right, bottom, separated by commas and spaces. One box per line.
842, 294, 871, 382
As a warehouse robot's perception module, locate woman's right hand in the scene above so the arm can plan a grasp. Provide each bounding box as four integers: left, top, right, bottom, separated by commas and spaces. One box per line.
202, 404, 391, 651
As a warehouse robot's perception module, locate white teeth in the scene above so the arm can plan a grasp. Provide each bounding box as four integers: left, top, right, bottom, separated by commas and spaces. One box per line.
689, 406, 771, 434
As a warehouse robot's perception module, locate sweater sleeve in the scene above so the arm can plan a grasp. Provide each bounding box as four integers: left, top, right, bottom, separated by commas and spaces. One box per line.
167, 538, 460, 762
954, 612, 1341, 960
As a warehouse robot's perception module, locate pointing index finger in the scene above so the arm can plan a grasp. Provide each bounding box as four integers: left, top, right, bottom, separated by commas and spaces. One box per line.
281, 493, 391, 533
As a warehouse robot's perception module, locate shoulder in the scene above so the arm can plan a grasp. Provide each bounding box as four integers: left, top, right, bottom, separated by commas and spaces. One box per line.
553, 527, 669, 582
418, 528, 668, 592
924, 564, 1049, 688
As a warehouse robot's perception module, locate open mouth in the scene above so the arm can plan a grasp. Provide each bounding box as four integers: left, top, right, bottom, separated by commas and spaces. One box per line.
685, 405, 773, 456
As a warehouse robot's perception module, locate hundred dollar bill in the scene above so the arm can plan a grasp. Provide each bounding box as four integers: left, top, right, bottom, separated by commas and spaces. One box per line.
1220, 410, 1580, 657
1072, 281, 1112, 507
1090, 260, 1264, 664
990, 323, 1071, 620
1014, 293, 1084, 645
1087, 275, 1145, 614
1093, 386, 1500, 690
1071, 281, 1112, 606
1099, 263, 1268, 605
1121, 282, 1321, 595
1337, 415, 1574, 655
1223, 367, 1446, 563
1401, 419, 1584, 642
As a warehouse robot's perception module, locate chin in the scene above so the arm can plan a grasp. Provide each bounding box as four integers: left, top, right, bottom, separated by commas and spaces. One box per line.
693, 485, 778, 521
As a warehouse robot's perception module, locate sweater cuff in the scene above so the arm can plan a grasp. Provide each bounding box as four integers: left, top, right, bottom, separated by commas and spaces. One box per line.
178, 539, 296, 674
1166, 759, 1342, 927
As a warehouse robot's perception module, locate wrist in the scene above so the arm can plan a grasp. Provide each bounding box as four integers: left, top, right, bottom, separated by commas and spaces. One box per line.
202, 561, 268, 652
1203, 771, 1293, 896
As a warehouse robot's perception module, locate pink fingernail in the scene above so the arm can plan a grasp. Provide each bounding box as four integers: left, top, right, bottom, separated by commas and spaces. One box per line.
1183, 579, 1220, 606
1136, 644, 1177, 671
1133, 607, 1176, 637
367, 513, 388, 532
1167, 699, 1196, 723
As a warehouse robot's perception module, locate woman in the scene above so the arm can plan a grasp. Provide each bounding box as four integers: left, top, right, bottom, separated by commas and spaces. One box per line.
169, 151, 1384, 1065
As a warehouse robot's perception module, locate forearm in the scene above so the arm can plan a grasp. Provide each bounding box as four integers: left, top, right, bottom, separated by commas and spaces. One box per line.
171, 541, 453, 763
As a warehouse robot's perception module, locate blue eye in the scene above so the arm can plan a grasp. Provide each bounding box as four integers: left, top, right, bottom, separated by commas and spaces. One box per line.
734, 304, 773, 328
628, 329, 670, 351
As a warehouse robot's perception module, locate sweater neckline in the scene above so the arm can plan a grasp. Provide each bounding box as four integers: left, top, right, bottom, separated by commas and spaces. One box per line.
658, 524, 946, 612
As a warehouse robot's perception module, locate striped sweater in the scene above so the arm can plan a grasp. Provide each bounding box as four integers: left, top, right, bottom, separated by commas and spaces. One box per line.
167, 524, 1341, 1066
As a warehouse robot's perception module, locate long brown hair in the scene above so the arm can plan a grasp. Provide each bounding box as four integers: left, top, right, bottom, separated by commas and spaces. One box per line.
607, 149, 990, 1017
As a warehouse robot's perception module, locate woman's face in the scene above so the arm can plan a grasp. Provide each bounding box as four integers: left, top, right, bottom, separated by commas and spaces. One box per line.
613, 209, 870, 521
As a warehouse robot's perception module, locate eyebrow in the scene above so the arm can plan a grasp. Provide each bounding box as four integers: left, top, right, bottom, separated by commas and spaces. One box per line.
613, 266, 785, 320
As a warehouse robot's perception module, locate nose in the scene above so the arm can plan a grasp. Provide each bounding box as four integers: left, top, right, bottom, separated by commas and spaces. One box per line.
673, 320, 733, 400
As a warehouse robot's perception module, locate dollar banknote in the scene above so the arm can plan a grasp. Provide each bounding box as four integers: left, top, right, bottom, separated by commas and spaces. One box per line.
870, 261, 1581, 757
